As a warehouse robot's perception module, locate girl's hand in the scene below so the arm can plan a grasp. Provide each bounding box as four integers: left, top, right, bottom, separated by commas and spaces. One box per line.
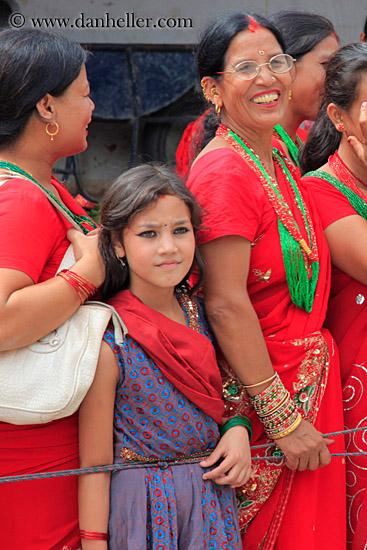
274, 418, 334, 471
347, 101, 367, 167
67, 228, 105, 287
199, 426, 252, 487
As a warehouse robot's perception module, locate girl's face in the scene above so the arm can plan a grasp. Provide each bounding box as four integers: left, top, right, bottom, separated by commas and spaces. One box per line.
290, 35, 339, 121
339, 72, 367, 142
115, 195, 195, 297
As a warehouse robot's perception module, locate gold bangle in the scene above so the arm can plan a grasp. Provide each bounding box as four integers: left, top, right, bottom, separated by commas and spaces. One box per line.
261, 392, 291, 417
269, 413, 302, 440
243, 373, 277, 389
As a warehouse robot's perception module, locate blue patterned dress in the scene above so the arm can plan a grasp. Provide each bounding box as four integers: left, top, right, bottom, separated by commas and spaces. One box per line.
104, 299, 241, 550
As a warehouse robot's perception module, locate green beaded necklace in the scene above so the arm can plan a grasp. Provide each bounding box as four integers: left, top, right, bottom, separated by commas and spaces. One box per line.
217, 124, 319, 313
305, 169, 367, 220
0, 160, 97, 234
273, 124, 302, 167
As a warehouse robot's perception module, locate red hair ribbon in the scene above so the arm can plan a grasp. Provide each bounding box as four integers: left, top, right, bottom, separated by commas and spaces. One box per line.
248, 16, 259, 33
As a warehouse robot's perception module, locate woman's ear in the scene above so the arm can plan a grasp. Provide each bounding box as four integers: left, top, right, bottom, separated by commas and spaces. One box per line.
201, 76, 223, 111
327, 102, 344, 130
111, 234, 125, 258
35, 93, 56, 122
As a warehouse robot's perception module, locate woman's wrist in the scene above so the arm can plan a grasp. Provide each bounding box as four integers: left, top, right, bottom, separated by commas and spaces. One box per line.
220, 415, 253, 440
57, 270, 98, 304
243, 371, 277, 397
71, 255, 105, 288
249, 372, 302, 439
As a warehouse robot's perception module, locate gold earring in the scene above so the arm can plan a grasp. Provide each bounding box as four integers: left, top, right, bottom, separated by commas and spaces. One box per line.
215, 103, 221, 116
200, 78, 211, 103
288, 90, 292, 100
210, 87, 218, 96
45, 122, 59, 141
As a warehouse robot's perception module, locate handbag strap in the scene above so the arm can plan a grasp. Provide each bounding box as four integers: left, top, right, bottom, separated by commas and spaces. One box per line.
0, 163, 96, 234
85, 301, 128, 345
38, 187, 85, 232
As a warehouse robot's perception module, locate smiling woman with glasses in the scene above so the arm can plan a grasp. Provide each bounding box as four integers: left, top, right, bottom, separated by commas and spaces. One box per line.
217, 53, 295, 79
186, 11, 346, 550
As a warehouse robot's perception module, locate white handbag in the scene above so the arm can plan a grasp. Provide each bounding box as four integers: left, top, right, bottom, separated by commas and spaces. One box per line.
0, 173, 128, 424
0, 301, 127, 424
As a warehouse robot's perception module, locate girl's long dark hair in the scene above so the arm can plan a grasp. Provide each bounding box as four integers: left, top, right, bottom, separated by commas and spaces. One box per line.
270, 11, 336, 60
300, 42, 367, 174
99, 164, 204, 300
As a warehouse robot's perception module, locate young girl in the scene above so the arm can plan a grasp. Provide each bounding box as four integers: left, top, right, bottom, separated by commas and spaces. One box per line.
78, 164, 252, 550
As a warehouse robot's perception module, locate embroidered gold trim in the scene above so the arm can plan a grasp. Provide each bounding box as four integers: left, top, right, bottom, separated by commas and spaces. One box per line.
178, 294, 201, 333
120, 447, 210, 464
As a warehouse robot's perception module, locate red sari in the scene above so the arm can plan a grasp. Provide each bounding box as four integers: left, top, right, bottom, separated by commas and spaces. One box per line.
187, 149, 346, 550
303, 172, 367, 549
0, 177, 95, 550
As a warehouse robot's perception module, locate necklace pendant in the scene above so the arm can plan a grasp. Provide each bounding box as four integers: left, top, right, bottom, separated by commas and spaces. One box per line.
299, 238, 312, 258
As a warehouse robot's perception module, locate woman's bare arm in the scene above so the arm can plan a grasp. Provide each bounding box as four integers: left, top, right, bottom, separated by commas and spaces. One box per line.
201, 235, 333, 471
0, 229, 105, 350
325, 214, 367, 284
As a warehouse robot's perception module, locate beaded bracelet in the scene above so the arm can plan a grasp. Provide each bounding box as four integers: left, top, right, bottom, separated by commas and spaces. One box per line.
79, 529, 109, 541
57, 269, 98, 305
258, 390, 291, 417
262, 398, 296, 425
249, 373, 302, 440
270, 412, 302, 440
265, 409, 301, 438
220, 415, 253, 441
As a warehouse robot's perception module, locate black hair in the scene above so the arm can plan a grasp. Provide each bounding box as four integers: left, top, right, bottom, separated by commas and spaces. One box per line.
0, 28, 87, 147
270, 11, 337, 60
196, 12, 285, 151
99, 164, 204, 300
364, 15, 367, 36
300, 42, 367, 173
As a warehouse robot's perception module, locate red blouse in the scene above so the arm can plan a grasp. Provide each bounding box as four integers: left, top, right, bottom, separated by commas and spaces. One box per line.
0, 175, 94, 281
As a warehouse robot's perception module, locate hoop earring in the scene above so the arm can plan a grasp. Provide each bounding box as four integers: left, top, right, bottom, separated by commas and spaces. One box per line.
45, 122, 59, 141
215, 104, 221, 116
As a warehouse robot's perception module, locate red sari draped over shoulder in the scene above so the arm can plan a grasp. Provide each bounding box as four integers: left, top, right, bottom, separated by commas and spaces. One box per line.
303, 172, 367, 549
108, 290, 225, 424
187, 148, 346, 550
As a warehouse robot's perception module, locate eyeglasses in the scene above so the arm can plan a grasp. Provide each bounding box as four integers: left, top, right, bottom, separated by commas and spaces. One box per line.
217, 54, 295, 80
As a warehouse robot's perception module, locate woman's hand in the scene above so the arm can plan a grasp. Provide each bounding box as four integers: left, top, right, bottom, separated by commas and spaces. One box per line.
274, 418, 334, 471
199, 426, 252, 487
67, 228, 105, 287
347, 101, 367, 167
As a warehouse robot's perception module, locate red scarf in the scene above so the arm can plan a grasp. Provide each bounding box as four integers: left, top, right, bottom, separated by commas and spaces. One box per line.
108, 290, 225, 424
